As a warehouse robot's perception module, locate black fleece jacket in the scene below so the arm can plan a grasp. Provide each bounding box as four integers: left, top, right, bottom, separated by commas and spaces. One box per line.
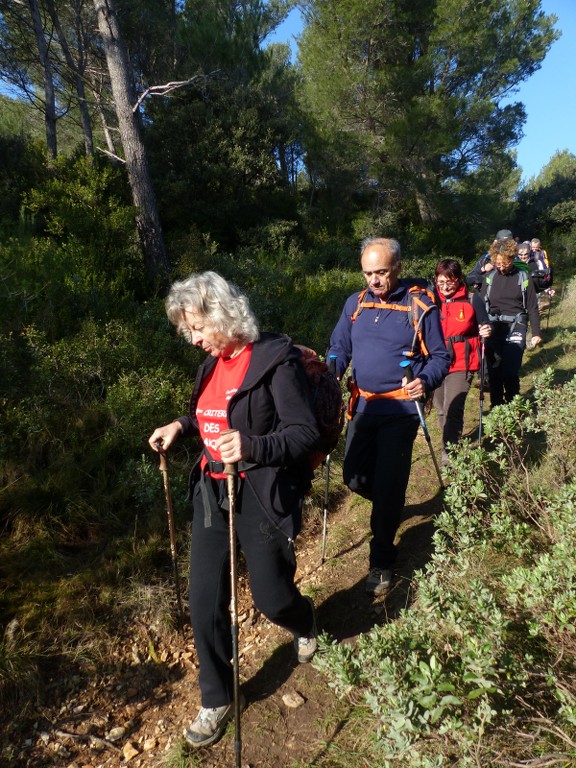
177, 333, 320, 541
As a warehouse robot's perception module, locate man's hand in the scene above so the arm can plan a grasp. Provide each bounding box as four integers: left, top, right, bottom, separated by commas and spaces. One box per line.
403, 376, 425, 400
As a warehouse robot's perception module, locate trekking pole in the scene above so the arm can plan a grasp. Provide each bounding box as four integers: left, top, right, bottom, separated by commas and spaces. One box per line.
478, 340, 486, 446
223, 453, 242, 768
156, 443, 185, 631
321, 355, 338, 564
399, 361, 445, 490
321, 454, 331, 564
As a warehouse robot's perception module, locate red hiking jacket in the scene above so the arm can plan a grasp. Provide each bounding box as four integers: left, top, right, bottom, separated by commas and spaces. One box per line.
437, 284, 486, 374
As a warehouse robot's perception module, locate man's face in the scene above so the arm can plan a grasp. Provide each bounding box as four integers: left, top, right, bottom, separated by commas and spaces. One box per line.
361, 245, 401, 300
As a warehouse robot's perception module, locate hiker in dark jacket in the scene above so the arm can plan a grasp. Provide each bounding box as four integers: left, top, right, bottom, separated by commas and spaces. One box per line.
149, 271, 319, 748
466, 250, 494, 290
327, 237, 450, 597
480, 239, 542, 406
466, 229, 514, 289
432, 259, 492, 465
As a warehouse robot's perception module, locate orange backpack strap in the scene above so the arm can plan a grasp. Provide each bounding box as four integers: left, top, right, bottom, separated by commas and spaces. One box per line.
405, 286, 437, 359
350, 289, 369, 322
350, 284, 437, 359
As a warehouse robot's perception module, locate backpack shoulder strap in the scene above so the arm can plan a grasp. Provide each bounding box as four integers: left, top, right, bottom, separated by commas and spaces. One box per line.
406, 285, 437, 359
350, 288, 369, 322
518, 270, 528, 310
484, 272, 494, 312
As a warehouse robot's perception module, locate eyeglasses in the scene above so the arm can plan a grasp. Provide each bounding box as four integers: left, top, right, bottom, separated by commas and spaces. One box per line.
436, 278, 458, 287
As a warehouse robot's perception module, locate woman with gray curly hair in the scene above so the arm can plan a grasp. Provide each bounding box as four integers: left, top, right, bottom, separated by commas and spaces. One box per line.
481, 238, 542, 406
149, 271, 319, 749
165, 271, 259, 348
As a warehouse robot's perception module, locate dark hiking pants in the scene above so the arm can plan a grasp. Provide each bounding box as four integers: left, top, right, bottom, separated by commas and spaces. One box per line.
343, 411, 419, 570
189, 477, 313, 708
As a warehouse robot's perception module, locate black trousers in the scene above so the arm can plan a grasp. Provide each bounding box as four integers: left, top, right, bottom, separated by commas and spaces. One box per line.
343, 411, 419, 570
486, 321, 526, 406
189, 476, 313, 708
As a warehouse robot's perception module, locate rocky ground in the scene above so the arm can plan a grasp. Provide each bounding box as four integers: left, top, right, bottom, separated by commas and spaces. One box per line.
2, 432, 445, 768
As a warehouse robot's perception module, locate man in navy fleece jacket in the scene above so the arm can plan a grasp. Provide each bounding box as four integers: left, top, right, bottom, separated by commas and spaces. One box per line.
328, 237, 450, 596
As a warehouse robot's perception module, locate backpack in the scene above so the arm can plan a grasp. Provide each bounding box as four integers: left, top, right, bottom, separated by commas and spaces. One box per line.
530, 267, 553, 293
295, 345, 345, 467
351, 280, 437, 360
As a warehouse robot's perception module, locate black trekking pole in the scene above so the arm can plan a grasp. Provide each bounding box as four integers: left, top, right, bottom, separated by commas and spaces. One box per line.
321, 454, 331, 564
156, 444, 185, 631
399, 361, 445, 490
321, 355, 338, 564
223, 455, 242, 768
478, 340, 486, 446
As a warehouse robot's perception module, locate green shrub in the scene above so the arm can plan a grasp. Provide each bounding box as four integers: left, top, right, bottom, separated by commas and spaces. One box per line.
315, 365, 576, 766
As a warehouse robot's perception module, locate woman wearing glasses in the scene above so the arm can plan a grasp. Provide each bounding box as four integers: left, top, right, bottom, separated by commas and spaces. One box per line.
433, 259, 492, 465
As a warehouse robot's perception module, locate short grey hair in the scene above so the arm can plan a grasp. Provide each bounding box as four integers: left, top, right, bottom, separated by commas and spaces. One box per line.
165, 271, 260, 345
360, 237, 402, 264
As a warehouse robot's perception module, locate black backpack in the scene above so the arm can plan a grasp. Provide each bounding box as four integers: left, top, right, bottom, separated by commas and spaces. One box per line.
530, 267, 553, 293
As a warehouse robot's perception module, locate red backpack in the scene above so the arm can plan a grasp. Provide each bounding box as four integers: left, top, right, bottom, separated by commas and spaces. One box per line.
295, 346, 345, 469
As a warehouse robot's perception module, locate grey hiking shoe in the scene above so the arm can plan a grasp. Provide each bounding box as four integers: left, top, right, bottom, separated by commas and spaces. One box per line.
183, 693, 245, 748
365, 567, 393, 595
294, 596, 318, 663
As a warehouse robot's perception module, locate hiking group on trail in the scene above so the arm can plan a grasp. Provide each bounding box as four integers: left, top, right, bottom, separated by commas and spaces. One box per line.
147, 230, 548, 751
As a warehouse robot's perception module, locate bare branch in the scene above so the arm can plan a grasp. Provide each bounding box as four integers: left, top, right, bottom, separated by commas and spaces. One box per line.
132, 71, 220, 112
96, 146, 125, 164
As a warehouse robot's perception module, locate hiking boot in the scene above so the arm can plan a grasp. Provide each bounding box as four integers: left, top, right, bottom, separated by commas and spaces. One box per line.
294, 596, 318, 663
365, 567, 393, 595
183, 693, 245, 748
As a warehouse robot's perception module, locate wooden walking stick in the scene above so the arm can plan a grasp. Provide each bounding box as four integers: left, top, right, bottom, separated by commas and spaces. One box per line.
223, 457, 242, 768
157, 444, 185, 630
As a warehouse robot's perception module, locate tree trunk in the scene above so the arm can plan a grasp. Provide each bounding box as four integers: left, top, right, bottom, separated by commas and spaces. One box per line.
45, 0, 94, 156
27, 0, 57, 159
93, 0, 170, 288
91, 85, 120, 159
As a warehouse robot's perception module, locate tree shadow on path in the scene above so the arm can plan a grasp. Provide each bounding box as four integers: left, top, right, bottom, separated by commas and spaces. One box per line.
316, 487, 444, 644
244, 485, 445, 712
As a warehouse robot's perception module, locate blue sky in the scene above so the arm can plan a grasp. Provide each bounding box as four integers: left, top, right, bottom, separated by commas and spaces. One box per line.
268, 1, 575, 184
509, 0, 576, 182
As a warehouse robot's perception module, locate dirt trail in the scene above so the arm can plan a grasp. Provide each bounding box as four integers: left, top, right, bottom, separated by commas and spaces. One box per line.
3, 432, 445, 768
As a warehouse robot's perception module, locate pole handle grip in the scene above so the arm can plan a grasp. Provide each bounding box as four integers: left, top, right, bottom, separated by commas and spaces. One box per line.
155, 440, 168, 472
220, 429, 239, 476
400, 359, 414, 383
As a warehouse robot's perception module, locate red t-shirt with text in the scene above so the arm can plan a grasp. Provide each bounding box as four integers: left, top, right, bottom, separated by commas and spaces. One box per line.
196, 345, 252, 477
